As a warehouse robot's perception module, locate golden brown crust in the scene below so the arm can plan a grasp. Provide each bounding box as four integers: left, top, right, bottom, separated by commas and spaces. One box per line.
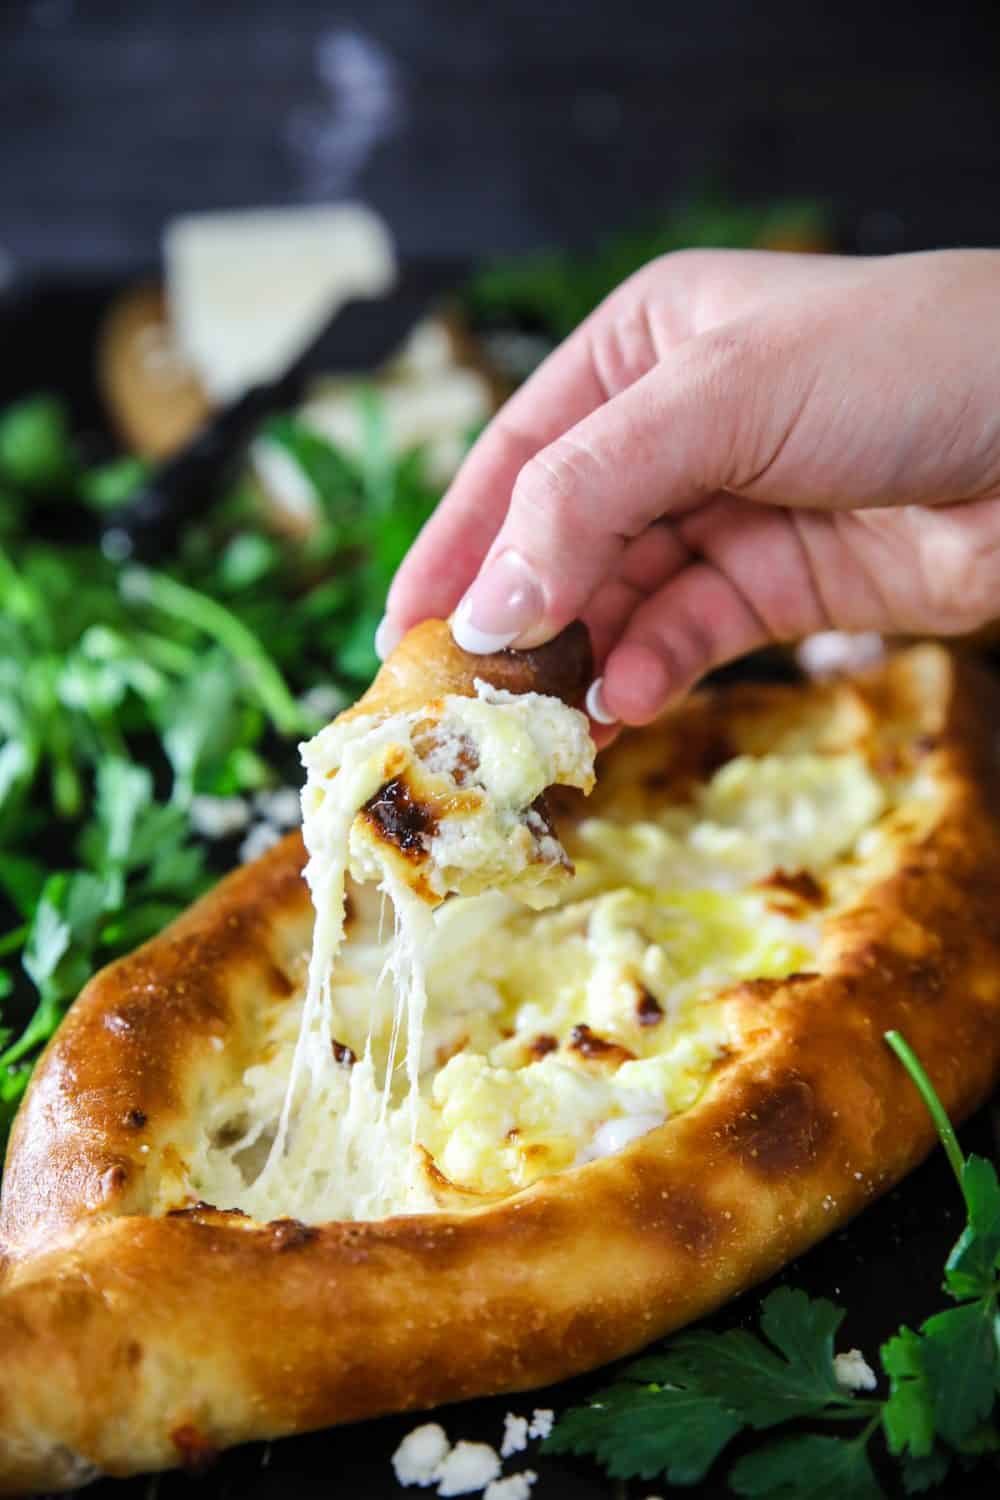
344, 617, 593, 720
2, 645, 1000, 1491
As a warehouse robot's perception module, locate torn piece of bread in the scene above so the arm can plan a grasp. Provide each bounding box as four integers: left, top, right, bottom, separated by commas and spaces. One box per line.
314, 617, 596, 908
241, 618, 596, 1222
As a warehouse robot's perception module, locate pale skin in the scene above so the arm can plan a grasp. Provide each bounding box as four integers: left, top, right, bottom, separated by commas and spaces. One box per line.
378, 249, 1000, 730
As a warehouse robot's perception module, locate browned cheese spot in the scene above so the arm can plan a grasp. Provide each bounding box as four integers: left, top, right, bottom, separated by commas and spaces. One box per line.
266, 1218, 320, 1252
756, 868, 825, 906
122, 1108, 147, 1130
636, 987, 664, 1027
413, 721, 481, 786
167, 1202, 248, 1222
568, 1024, 636, 1066
362, 776, 438, 858
101, 1163, 129, 1195
527, 1034, 558, 1060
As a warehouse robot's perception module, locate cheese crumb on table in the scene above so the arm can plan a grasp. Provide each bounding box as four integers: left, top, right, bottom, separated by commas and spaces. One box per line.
433, 1440, 502, 1496
833, 1348, 878, 1391
392, 1423, 451, 1487
252, 786, 302, 829
189, 794, 250, 840
527, 1409, 554, 1440
484, 1473, 538, 1500
500, 1413, 529, 1458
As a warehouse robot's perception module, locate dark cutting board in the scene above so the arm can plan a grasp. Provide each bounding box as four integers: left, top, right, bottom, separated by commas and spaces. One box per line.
2, 273, 998, 1500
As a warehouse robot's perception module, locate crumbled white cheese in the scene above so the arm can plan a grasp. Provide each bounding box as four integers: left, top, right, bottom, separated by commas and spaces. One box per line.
238, 821, 282, 864
796, 631, 885, 678
253, 786, 303, 829
392, 1423, 451, 1487
434, 1440, 502, 1496
484, 1474, 538, 1500
833, 1349, 878, 1392
189, 794, 251, 840
577, 1111, 664, 1163
500, 1413, 529, 1458
298, 682, 348, 724
527, 1410, 554, 1441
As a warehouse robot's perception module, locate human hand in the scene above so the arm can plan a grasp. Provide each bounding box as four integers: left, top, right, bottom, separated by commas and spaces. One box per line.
379, 248, 1000, 726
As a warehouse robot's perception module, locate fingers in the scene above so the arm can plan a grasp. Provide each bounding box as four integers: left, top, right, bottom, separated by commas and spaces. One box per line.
382, 255, 704, 648
595, 501, 832, 724
580, 522, 690, 665
382, 249, 852, 656
449, 328, 758, 652
595, 562, 770, 724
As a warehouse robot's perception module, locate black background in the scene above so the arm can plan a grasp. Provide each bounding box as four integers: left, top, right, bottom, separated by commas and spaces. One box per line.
3, 0, 1000, 276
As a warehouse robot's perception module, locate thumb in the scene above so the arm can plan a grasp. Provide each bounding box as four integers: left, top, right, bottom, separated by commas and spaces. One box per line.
450, 321, 803, 653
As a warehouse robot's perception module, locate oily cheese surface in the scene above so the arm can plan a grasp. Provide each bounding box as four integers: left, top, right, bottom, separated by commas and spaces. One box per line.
2, 646, 1000, 1492
169, 723, 887, 1222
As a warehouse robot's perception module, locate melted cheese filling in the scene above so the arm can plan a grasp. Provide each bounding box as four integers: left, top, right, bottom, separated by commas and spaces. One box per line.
199, 681, 595, 1221
169, 721, 909, 1223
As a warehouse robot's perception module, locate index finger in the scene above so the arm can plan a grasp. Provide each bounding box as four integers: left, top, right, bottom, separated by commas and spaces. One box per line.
384, 327, 608, 635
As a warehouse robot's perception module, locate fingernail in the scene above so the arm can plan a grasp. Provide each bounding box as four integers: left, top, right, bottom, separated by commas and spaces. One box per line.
585, 677, 618, 725
452, 551, 545, 655
374, 615, 402, 661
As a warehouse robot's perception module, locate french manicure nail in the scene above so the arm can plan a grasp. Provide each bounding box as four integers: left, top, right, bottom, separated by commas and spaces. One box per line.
451, 551, 545, 655
585, 677, 618, 725
374, 615, 402, 661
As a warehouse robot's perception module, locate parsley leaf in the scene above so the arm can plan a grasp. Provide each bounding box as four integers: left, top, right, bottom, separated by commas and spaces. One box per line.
0, 852, 48, 919
543, 1379, 741, 1484
729, 1433, 883, 1500
628, 1288, 850, 1429
882, 1327, 936, 1460
899, 1448, 953, 1495
919, 1302, 999, 1448
0, 394, 76, 492
945, 1154, 1000, 1299
545, 1287, 871, 1487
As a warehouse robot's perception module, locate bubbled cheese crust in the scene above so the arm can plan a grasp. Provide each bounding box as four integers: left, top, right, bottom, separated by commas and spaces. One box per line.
3, 645, 1000, 1491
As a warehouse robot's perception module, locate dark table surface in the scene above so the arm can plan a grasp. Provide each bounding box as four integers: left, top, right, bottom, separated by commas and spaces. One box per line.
3, 0, 1000, 277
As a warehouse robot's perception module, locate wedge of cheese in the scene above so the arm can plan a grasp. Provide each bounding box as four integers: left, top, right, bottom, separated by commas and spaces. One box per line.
165, 203, 396, 401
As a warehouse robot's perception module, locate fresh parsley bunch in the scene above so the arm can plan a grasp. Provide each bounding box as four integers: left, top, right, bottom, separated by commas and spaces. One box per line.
544, 1032, 1000, 1497
0, 758, 209, 1135
0, 391, 442, 1147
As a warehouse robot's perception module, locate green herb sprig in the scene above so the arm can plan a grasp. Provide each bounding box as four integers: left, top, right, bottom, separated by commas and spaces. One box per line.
0, 758, 209, 1134
0, 392, 441, 1140
544, 1031, 1000, 1497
